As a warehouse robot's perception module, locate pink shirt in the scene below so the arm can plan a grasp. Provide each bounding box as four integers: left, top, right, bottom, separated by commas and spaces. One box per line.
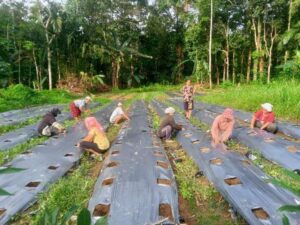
211, 115, 234, 142
255, 109, 275, 123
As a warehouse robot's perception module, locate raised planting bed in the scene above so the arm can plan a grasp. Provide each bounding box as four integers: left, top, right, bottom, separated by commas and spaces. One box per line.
88, 101, 179, 225
151, 100, 300, 225
0, 103, 113, 225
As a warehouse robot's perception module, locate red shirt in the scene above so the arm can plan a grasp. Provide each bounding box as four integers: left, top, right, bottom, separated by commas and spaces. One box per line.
255, 109, 275, 123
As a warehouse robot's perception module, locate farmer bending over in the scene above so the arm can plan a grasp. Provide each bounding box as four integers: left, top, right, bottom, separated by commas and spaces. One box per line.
110, 102, 129, 124
70, 96, 92, 121
157, 107, 184, 142
37, 108, 65, 136
78, 117, 109, 158
250, 103, 277, 133
211, 108, 234, 149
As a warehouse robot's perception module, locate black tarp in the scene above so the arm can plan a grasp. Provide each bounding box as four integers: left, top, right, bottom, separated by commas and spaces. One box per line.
169, 98, 300, 172
168, 93, 300, 139
0, 103, 113, 225
151, 100, 300, 225
88, 101, 179, 225
0, 102, 101, 151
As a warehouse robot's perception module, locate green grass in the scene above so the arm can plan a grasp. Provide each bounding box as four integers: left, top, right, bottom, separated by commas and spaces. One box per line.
199, 81, 300, 121
0, 84, 81, 112
0, 117, 41, 136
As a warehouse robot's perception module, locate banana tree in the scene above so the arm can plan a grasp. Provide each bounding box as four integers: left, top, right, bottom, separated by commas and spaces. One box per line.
98, 30, 152, 89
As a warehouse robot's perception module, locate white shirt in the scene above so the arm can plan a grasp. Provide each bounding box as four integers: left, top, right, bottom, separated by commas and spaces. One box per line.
110, 107, 124, 123
74, 99, 86, 109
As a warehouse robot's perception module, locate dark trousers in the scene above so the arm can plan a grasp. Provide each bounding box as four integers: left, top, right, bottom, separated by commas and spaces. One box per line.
79, 141, 106, 154
255, 121, 277, 133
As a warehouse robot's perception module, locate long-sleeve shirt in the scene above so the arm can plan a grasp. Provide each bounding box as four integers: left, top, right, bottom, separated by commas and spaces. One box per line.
157, 115, 182, 137
211, 115, 234, 142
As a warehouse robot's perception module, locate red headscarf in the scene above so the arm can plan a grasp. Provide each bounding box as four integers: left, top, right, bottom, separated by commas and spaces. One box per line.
222, 108, 234, 120
84, 117, 104, 132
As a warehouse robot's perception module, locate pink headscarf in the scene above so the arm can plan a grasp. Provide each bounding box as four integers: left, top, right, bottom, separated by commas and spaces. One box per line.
84, 117, 104, 132
222, 108, 234, 120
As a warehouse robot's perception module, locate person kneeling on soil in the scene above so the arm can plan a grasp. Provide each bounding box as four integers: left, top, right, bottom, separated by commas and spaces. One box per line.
250, 103, 277, 133
157, 107, 184, 142
70, 96, 92, 122
37, 108, 66, 136
109, 102, 130, 125
78, 117, 110, 159
211, 108, 234, 150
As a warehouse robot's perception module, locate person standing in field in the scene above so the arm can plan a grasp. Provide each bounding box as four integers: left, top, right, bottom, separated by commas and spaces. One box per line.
250, 103, 277, 133
211, 108, 235, 150
181, 79, 196, 120
69, 96, 92, 122
157, 107, 185, 142
110, 102, 130, 125
78, 117, 109, 160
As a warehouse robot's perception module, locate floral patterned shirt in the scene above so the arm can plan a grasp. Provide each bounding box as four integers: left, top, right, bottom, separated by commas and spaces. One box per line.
182, 85, 194, 102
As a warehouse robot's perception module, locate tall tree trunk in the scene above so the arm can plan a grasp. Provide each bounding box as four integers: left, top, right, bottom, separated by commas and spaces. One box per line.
33, 49, 39, 86
223, 59, 226, 82
208, 0, 213, 89
175, 44, 184, 84
47, 44, 53, 90
284, 0, 293, 63
225, 22, 230, 81
18, 47, 21, 84
111, 57, 120, 89
232, 51, 235, 84
264, 23, 277, 84
246, 49, 251, 83
252, 18, 263, 80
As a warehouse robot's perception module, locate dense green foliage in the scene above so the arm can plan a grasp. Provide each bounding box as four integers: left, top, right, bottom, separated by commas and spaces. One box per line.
0, 84, 77, 112
2, 0, 299, 90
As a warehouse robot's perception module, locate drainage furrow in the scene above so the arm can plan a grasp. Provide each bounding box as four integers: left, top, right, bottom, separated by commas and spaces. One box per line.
88, 101, 179, 225
0, 103, 114, 225
151, 100, 300, 225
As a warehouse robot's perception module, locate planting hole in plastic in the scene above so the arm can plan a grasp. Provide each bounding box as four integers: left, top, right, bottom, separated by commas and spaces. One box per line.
264, 138, 274, 143
93, 204, 110, 217
224, 177, 242, 186
111, 151, 120, 156
0, 208, 6, 217
154, 151, 164, 157
191, 139, 200, 144
25, 181, 40, 188
21, 151, 32, 155
241, 160, 251, 166
251, 207, 270, 220
210, 158, 223, 165
102, 178, 114, 186
64, 153, 73, 157
287, 146, 298, 153
48, 165, 59, 170
157, 161, 169, 169
157, 179, 172, 186
159, 203, 174, 221
107, 162, 119, 168
184, 133, 192, 138
4, 140, 11, 143
200, 147, 210, 153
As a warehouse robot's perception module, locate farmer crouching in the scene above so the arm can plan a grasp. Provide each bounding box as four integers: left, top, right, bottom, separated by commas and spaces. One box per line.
37, 108, 65, 136
157, 107, 184, 142
250, 103, 277, 133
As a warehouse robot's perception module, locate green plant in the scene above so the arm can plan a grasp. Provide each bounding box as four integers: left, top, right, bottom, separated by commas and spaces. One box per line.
0, 167, 25, 195
279, 204, 300, 225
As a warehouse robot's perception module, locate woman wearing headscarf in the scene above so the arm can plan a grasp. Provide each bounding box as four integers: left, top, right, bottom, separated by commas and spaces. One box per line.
78, 117, 110, 158
250, 103, 277, 133
157, 107, 184, 141
211, 108, 235, 148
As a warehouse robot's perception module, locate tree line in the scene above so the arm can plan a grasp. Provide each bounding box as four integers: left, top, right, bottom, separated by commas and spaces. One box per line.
0, 0, 300, 90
